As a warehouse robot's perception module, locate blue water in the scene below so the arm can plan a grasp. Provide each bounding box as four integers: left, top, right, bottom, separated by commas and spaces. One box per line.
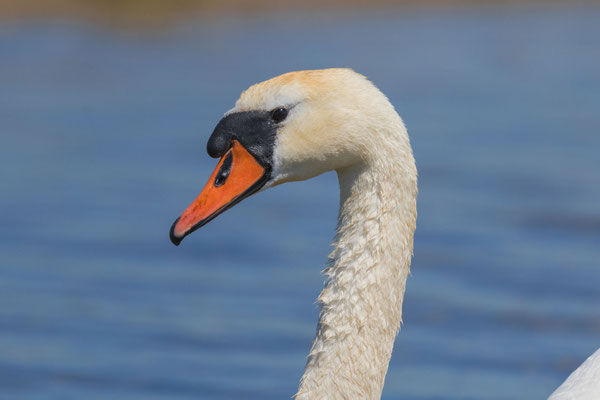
1, 3, 599, 399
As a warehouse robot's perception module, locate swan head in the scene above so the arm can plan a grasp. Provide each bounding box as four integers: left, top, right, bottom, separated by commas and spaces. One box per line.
170, 68, 408, 245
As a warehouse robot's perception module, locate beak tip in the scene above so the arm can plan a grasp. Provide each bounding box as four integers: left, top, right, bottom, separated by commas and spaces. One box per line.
169, 218, 183, 246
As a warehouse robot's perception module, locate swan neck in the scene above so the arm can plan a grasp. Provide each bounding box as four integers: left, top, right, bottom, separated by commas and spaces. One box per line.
296, 153, 417, 399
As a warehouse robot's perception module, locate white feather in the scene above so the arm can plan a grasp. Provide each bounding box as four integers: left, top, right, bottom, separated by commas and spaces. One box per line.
549, 349, 600, 400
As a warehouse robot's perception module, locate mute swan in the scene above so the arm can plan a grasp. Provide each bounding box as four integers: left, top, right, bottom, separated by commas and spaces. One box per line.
169, 68, 600, 399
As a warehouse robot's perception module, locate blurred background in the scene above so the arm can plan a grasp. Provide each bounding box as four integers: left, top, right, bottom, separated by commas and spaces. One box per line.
1, 1, 599, 399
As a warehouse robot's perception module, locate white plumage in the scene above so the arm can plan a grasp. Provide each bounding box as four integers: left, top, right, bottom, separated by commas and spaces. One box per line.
549, 349, 600, 400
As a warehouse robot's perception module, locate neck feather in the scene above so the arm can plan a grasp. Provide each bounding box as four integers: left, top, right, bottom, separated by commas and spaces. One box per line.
296, 143, 417, 399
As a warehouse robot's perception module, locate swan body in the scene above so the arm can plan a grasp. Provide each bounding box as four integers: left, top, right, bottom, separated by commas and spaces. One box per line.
169, 68, 598, 400
548, 348, 600, 400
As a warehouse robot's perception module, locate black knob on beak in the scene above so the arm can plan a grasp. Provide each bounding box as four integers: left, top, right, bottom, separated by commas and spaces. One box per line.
207, 120, 233, 158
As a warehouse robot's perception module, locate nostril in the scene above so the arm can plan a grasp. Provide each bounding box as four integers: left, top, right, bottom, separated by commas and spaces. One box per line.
214, 152, 233, 187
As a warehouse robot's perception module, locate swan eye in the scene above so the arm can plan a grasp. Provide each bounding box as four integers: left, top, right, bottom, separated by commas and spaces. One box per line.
271, 107, 288, 123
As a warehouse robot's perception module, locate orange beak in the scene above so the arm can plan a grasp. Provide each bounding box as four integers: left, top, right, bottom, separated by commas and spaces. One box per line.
169, 140, 268, 245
